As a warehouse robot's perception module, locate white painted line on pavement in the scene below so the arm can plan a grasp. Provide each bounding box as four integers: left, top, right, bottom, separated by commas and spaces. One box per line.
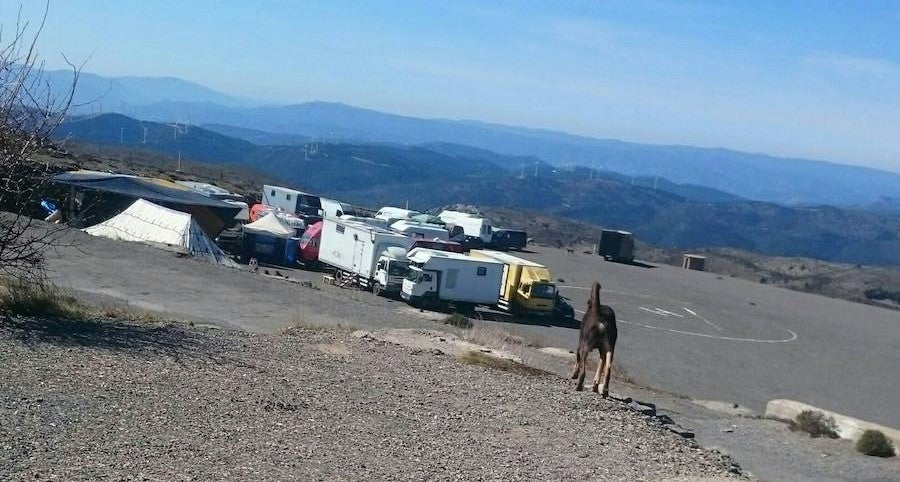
558, 285, 693, 305
574, 309, 797, 343
688, 308, 724, 332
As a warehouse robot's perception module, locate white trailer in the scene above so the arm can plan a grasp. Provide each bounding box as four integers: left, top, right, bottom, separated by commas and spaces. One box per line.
320, 198, 355, 219
390, 220, 449, 241
319, 218, 409, 290
262, 185, 322, 217
438, 210, 492, 243
401, 248, 503, 312
374, 206, 420, 224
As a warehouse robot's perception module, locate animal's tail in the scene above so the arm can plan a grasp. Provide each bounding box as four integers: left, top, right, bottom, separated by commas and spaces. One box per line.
589, 281, 601, 310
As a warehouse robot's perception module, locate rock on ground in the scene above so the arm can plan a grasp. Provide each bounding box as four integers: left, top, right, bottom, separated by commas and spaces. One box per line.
0, 315, 742, 481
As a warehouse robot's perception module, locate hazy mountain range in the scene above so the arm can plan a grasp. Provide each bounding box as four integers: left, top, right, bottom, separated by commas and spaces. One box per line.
57, 113, 900, 266
47, 68, 900, 207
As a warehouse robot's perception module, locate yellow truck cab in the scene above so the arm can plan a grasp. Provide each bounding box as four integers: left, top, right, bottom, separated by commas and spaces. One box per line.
468, 250, 557, 316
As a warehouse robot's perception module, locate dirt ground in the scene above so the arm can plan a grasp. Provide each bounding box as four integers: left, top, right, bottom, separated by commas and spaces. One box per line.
27, 225, 900, 480
0, 315, 741, 481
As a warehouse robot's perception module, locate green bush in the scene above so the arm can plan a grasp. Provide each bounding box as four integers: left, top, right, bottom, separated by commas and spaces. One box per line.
789, 410, 839, 439
856, 430, 896, 457
443, 313, 473, 329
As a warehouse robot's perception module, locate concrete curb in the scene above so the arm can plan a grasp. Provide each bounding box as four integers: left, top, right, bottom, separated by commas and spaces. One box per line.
765, 399, 900, 447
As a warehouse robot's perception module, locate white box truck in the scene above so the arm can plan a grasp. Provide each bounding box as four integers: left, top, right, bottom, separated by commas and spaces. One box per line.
319, 218, 409, 292
401, 248, 503, 312
438, 210, 492, 243
390, 220, 450, 241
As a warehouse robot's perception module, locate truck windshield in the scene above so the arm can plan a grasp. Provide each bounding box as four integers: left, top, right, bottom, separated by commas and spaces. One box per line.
388, 262, 408, 277
406, 268, 421, 282
531, 283, 556, 299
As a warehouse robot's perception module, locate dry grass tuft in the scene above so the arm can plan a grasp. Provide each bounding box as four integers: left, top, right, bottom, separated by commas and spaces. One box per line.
459, 350, 551, 377
0, 280, 88, 320
789, 410, 839, 439
442, 313, 473, 329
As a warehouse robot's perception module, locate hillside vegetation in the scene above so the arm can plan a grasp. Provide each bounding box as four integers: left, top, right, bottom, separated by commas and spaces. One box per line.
56, 114, 900, 266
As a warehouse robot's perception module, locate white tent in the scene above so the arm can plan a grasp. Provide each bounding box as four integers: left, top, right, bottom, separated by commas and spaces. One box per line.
84, 198, 237, 267
242, 212, 295, 238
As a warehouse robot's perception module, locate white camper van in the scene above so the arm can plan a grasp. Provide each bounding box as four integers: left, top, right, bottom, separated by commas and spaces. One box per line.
390, 220, 450, 241
375, 206, 420, 224
401, 248, 503, 312
438, 210, 492, 243
263, 185, 322, 217
320, 198, 355, 219
318, 218, 409, 291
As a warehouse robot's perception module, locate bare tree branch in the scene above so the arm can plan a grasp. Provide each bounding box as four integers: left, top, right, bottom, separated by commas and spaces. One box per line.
1, 1, 80, 283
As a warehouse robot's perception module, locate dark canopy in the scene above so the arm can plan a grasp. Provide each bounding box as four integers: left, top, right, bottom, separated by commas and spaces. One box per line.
53, 170, 241, 236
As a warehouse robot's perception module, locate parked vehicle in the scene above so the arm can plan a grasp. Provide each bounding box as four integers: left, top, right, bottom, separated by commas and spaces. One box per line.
263, 185, 322, 218
298, 220, 323, 265
318, 218, 409, 291
554, 294, 576, 321
374, 206, 420, 224
320, 198, 356, 219
390, 220, 450, 241
469, 250, 557, 316
488, 228, 528, 251
401, 248, 503, 312
340, 215, 390, 229
408, 239, 464, 253
371, 246, 411, 297
599, 229, 635, 263
439, 210, 492, 243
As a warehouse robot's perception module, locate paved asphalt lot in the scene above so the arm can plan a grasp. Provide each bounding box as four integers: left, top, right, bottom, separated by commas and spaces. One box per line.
47, 230, 899, 428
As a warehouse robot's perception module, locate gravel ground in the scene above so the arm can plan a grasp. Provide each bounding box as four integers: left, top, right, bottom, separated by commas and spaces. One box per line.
0, 315, 741, 481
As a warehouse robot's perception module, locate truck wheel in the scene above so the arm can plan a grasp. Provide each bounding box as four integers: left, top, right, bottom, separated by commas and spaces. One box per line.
372, 283, 382, 297
458, 302, 476, 316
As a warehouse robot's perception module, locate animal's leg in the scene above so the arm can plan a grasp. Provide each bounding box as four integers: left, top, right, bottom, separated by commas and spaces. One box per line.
599, 348, 614, 398
592, 347, 605, 393
575, 346, 589, 391
570, 347, 582, 379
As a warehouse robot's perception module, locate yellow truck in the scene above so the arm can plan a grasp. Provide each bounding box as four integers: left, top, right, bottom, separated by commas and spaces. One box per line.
469, 250, 558, 316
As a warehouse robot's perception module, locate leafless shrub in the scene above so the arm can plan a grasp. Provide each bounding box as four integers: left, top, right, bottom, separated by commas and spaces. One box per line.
0, 3, 80, 282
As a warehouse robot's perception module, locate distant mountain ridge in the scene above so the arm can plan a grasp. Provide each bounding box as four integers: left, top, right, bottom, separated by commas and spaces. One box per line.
42, 69, 253, 112
50, 68, 900, 206
120, 99, 900, 207
56, 113, 900, 266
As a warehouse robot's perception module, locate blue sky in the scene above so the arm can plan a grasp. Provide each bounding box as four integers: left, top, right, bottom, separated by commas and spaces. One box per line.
4, 0, 900, 172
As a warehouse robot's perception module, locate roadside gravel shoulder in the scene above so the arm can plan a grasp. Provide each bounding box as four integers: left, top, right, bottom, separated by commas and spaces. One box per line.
1, 315, 742, 481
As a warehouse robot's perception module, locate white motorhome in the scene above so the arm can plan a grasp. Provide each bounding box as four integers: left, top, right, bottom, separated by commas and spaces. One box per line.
263, 185, 322, 217
401, 248, 503, 311
390, 220, 449, 241
318, 218, 409, 291
320, 198, 355, 219
375, 206, 420, 224
438, 210, 492, 243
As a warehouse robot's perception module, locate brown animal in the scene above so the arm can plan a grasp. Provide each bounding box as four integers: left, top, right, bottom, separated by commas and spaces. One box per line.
570, 281, 618, 396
